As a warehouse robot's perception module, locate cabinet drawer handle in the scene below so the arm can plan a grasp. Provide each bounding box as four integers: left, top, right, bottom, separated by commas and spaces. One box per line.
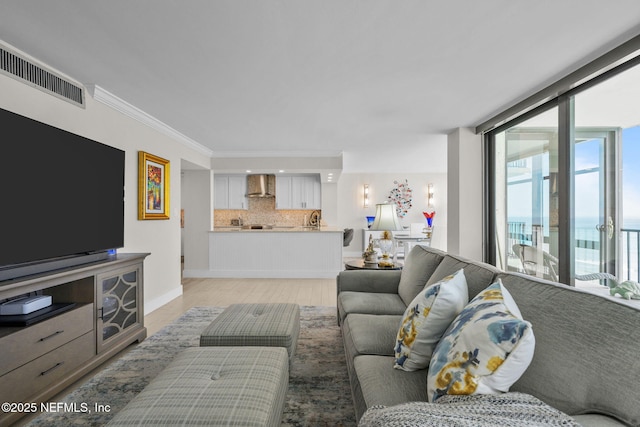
39, 330, 64, 342
40, 361, 64, 376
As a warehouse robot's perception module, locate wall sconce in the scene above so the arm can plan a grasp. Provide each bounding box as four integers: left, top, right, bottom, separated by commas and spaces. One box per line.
363, 184, 369, 208
427, 183, 434, 207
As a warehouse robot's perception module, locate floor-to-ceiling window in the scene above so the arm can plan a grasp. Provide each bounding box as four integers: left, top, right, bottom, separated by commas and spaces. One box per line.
621, 127, 640, 282
485, 56, 640, 286
573, 68, 640, 284
491, 109, 559, 281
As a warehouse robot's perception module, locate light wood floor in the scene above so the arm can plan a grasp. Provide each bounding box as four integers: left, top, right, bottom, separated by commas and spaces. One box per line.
145, 277, 338, 336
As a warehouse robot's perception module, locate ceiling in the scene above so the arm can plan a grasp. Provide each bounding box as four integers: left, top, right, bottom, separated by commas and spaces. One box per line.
2, 1, 640, 158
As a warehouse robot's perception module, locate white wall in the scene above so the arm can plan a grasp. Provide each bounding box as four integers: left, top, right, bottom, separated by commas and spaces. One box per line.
447, 128, 483, 260
342, 136, 447, 174
338, 173, 447, 256
321, 182, 339, 227
339, 136, 449, 256
0, 70, 210, 314
182, 169, 214, 276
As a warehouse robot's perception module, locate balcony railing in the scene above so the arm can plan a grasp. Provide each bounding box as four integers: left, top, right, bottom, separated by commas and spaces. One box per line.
507, 222, 640, 282
622, 228, 640, 282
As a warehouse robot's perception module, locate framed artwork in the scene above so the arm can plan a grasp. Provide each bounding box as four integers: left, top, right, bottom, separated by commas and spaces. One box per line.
138, 151, 170, 220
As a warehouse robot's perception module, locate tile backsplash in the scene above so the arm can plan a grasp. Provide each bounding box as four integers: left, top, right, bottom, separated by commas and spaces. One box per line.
213, 197, 320, 227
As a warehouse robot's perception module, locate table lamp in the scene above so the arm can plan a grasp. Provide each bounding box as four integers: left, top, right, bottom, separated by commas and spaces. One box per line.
370, 203, 403, 267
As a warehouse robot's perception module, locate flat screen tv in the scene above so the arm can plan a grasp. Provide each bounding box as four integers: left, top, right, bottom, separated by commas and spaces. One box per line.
0, 107, 125, 282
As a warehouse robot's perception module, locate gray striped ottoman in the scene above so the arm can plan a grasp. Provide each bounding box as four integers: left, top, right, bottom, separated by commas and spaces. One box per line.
200, 303, 300, 361
107, 347, 289, 426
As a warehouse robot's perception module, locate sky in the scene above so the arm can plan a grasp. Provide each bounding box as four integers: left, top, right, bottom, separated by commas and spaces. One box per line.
622, 126, 640, 226
506, 125, 640, 229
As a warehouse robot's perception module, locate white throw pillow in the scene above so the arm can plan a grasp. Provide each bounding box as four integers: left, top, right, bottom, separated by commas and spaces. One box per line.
394, 269, 468, 371
426, 279, 535, 402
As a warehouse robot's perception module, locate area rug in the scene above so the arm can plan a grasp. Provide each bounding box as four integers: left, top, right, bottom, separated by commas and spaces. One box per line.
25, 306, 356, 427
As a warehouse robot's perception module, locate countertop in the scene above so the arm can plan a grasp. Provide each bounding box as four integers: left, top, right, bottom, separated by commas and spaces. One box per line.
210, 226, 343, 233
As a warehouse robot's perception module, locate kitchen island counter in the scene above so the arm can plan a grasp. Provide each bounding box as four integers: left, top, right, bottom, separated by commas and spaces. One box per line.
195, 227, 343, 278
212, 226, 343, 232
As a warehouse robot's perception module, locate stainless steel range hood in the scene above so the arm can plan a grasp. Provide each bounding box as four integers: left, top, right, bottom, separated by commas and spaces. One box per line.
246, 174, 275, 198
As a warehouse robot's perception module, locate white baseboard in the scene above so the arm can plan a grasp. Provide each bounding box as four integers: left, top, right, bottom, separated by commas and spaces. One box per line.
183, 269, 340, 279
343, 250, 363, 258
182, 269, 213, 278
144, 286, 183, 315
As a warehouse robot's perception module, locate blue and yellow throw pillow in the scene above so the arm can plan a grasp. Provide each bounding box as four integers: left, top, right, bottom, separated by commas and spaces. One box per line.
394, 269, 468, 371
426, 279, 535, 402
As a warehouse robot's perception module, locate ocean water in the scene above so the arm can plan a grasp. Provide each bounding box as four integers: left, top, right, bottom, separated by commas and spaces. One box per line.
506, 216, 640, 281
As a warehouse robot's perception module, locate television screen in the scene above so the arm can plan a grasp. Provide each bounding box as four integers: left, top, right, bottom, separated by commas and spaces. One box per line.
0, 108, 125, 275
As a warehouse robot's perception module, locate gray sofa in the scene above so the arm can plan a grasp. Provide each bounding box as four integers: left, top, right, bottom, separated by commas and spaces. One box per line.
337, 245, 640, 427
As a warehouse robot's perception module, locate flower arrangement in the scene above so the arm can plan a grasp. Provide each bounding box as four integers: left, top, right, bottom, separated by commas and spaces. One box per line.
389, 179, 412, 218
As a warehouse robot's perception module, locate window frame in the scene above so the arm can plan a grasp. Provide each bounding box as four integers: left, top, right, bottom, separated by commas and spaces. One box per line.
483, 50, 640, 285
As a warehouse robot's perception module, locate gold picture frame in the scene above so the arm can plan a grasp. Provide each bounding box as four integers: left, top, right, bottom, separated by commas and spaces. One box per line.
138, 151, 170, 220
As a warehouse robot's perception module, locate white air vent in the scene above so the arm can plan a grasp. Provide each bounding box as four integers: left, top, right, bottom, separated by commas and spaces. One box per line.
0, 43, 84, 107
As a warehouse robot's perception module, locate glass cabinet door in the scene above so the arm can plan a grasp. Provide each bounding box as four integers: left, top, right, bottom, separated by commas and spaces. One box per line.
97, 265, 141, 351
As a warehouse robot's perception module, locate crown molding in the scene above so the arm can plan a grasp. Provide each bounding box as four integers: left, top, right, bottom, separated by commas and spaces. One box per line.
88, 85, 213, 157
211, 150, 343, 158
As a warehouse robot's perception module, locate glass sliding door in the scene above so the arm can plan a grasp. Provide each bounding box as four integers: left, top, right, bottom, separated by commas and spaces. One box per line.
573, 130, 618, 283
572, 61, 640, 285
621, 126, 640, 282
492, 108, 560, 281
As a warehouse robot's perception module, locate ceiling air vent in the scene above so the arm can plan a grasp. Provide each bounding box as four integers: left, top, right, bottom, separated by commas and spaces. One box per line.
0, 44, 84, 107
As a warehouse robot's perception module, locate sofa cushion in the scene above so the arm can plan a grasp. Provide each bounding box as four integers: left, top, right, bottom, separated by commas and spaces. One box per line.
427, 254, 499, 300
354, 355, 427, 410
427, 280, 535, 402
498, 272, 640, 426
358, 392, 581, 427
397, 245, 447, 305
342, 316, 403, 422
394, 269, 468, 371
338, 291, 407, 324
343, 314, 400, 357
572, 414, 629, 427
337, 269, 403, 294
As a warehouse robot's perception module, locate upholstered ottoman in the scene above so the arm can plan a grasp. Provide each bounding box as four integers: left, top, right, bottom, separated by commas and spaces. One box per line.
106, 347, 289, 427
200, 303, 300, 361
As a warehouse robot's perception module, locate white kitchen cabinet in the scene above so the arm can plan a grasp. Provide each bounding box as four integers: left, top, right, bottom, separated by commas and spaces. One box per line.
227, 176, 247, 209
214, 175, 247, 210
213, 176, 228, 209
303, 175, 321, 209
275, 176, 292, 209
277, 174, 320, 209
